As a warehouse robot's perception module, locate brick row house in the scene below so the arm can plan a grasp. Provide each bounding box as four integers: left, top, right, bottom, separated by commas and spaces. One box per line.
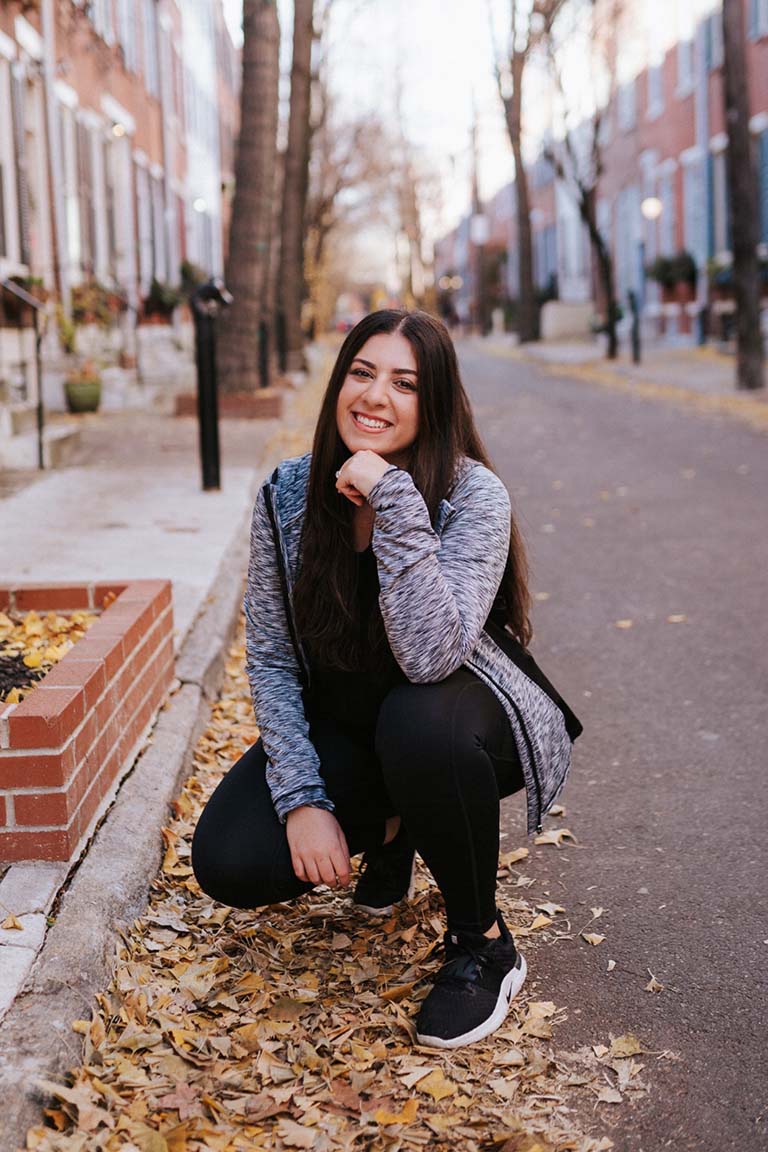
0, 0, 240, 465
436, 0, 768, 343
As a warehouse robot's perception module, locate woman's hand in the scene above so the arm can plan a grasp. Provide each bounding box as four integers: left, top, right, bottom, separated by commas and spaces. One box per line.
286, 806, 352, 887
335, 451, 393, 505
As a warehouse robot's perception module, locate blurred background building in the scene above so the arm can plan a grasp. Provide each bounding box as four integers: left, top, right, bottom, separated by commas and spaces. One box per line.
435, 0, 768, 345
0, 0, 239, 462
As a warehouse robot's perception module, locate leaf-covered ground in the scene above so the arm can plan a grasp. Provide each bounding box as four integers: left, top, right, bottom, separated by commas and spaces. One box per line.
25, 627, 655, 1152
0, 609, 98, 704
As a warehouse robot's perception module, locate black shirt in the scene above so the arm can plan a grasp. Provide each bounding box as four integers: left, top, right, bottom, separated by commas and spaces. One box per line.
304, 547, 405, 728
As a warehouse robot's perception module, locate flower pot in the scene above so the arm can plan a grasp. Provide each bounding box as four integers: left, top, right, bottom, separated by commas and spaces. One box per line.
64, 378, 101, 413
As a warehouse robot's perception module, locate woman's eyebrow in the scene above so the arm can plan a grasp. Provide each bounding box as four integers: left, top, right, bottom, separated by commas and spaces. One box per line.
352, 357, 417, 376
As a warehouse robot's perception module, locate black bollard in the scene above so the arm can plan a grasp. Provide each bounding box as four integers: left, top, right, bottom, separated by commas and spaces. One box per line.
628, 289, 641, 365
191, 278, 233, 492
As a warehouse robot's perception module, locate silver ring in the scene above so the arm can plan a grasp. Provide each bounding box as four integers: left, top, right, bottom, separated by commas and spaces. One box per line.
335, 469, 341, 478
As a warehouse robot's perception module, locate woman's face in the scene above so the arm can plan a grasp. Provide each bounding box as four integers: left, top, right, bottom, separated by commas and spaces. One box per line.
335, 331, 420, 467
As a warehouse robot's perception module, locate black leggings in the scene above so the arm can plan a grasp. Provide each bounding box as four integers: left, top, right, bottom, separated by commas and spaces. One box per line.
192, 668, 525, 934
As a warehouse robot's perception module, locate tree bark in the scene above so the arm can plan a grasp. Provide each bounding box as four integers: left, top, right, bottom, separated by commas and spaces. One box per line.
721, 0, 764, 390
503, 52, 538, 343
218, 1, 280, 394
278, 0, 314, 375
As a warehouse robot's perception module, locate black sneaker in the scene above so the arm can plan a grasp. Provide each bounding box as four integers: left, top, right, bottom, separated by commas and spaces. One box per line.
353, 824, 416, 916
415, 911, 526, 1048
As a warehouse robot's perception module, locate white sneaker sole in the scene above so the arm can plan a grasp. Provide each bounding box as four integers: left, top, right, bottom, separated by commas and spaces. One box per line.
353, 855, 417, 917
415, 953, 527, 1049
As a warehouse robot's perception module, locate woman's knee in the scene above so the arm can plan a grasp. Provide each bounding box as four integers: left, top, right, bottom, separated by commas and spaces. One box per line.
375, 674, 489, 784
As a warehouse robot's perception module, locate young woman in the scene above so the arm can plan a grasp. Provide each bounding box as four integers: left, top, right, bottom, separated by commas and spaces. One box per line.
192, 309, 581, 1049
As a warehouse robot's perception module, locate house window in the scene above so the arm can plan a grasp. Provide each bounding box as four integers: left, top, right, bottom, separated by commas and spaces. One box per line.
676, 2, 695, 94
59, 102, 82, 281
707, 9, 724, 68
758, 129, 768, 244
617, 79, 637, 132
748, 0, 768, 39
143, 0, 160, 97
117, 0, 137, 71
658, 169, 677, 255
76, 120, 96, 276
711, 150, 730, 255
0, 161, 7, 259
682, 158, 706, 267
103, 137, 117, 281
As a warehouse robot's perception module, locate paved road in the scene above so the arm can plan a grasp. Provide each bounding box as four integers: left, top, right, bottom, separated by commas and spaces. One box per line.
460, 344, 767, 1152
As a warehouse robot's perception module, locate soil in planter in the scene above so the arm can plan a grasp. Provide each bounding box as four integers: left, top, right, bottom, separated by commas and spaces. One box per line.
0, 609, 98, 704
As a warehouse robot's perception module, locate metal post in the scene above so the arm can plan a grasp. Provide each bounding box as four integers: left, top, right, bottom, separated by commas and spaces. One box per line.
628, 290, 641, 365
190, 278, 233, 492
34, 306, 44, 469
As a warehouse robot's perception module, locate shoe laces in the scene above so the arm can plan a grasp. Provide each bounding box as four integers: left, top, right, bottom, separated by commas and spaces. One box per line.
434, 936, 489, 990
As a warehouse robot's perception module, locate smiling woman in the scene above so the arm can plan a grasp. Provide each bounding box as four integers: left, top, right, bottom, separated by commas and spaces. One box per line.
192, 309, 582, 1050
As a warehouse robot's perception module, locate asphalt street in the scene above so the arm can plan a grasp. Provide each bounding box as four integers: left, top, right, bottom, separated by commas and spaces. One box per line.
459, 345, 767, 1152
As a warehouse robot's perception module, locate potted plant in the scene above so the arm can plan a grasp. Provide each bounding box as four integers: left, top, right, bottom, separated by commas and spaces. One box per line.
64, 360, 102, 413
142, 278, 182, 322
71, 279, 123, 328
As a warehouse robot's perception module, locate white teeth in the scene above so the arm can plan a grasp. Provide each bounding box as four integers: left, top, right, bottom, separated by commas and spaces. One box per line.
355, 413, 389, 429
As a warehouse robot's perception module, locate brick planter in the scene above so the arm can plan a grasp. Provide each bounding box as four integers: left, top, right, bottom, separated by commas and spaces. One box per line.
174, 389, 284, 419
0, 580, 174, 863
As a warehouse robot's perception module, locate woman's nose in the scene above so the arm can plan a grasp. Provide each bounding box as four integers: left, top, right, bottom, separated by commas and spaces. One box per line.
362, 374, 388, 403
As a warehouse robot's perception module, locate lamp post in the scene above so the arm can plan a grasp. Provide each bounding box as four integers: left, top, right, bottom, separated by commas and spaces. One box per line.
635, 196, 664, 361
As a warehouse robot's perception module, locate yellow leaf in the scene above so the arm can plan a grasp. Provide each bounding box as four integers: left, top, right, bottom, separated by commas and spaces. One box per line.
609, 1033, 644, 1058
615, 619, 634, 629
416, 1069, 456, 1101
2, 914, 23, 930
534, 827, 576, 848
529, 913, 553, 931
646, 972, 664, 993
278, 1118, 317, 1148
23, 652, 43, 669
4, 687, 21, 704
536, 902, 565, 916
374, 1097, 419, 1125
582, 932, 606, 946
499, 847, 529, 867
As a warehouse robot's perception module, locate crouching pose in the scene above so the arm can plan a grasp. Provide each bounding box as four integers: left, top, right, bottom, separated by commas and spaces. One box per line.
192, 309, 581, 1049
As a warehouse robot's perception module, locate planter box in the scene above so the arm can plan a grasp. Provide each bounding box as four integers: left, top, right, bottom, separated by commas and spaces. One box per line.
175, 388, 284, 420
0, 580, 174, 863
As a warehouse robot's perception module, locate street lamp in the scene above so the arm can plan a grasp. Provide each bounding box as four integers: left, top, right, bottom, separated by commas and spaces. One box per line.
640, 196, 663, 222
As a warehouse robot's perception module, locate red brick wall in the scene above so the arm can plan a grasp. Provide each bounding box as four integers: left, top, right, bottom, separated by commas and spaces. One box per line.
0, 580, 174, 862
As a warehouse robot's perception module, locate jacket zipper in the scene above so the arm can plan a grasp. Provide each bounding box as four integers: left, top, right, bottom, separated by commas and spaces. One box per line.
263, 482, 311, 689
491, 679, 543, 833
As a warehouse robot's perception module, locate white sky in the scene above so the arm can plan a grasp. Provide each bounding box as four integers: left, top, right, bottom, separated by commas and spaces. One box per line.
222, 0, 518, 241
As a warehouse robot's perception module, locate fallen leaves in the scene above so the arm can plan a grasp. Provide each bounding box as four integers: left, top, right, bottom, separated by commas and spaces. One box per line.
534, 828, 576, 848
0, 609, 97, 704
23, 624, 650, 1152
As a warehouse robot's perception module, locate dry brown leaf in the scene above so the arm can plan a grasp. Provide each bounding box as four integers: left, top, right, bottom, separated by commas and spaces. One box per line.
582, 933, 606, 946
277, 1117, 318, 1148
534, 828, 576, 847
373, 1096, 419, 1125
1, 913, 23, 930
415, 1069, 456, 1101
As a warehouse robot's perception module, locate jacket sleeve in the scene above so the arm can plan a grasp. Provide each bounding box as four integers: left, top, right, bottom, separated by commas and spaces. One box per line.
367, 464, 511, 683
243, 484, 334, 821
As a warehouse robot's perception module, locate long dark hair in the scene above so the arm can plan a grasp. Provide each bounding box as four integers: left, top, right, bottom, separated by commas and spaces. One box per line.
293, 309, 531, 670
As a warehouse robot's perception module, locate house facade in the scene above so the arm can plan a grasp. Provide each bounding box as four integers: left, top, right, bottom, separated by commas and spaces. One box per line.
435, 0, 768, 342
0, 0, 240, 464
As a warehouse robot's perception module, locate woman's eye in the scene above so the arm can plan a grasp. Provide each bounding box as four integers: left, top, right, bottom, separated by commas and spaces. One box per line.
351, 368, 371, 379
396, 380, 417, 391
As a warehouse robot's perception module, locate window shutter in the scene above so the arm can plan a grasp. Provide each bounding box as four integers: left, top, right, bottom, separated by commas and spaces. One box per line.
707, 153, 715, 257
10, 66, 31, 267
760, 130, 768, 245
0, 161, 7, 259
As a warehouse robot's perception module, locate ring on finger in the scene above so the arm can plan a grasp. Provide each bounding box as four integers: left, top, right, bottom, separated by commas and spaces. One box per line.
335, 469, 341, 479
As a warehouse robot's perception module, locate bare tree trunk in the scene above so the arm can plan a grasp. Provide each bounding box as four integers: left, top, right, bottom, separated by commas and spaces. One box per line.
585, 189, 618, 360
722, 0, 764, 389
507, 53, 537, 343
278, 0, 314, 376
218, 0, 280, 394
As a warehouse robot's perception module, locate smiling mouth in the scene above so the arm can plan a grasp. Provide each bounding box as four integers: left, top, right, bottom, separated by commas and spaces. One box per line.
352, 411, 392, 431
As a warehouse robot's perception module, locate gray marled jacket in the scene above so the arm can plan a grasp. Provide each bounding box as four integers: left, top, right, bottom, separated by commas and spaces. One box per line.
244, 452, 580, 834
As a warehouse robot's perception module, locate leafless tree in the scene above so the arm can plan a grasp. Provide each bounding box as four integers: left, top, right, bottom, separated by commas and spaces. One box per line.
490, 0, 567, 343
542, 0, 621, 359
721, 0, 764, 389
277, 0, 314, 376
218, 0, 280, 394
